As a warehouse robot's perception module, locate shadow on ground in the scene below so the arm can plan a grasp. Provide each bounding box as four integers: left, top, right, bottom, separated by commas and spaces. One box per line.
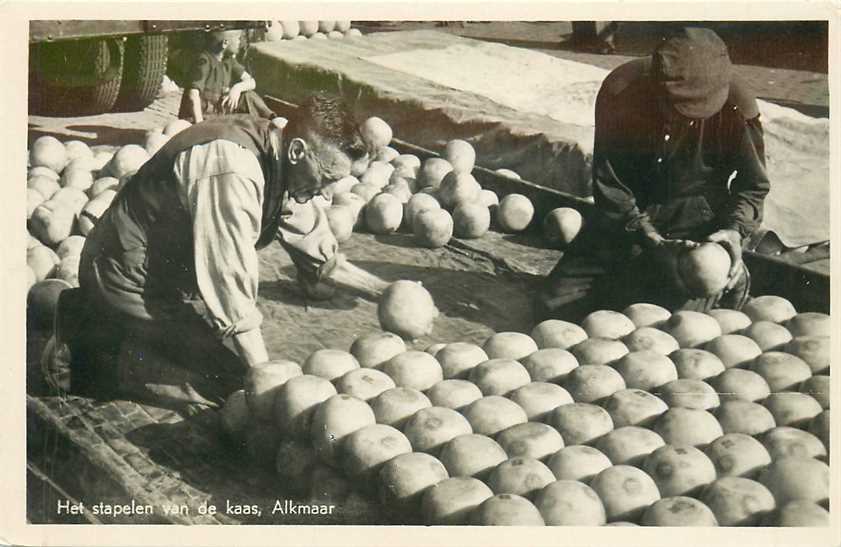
27, 123, 149, 148
262, 257, 540, 336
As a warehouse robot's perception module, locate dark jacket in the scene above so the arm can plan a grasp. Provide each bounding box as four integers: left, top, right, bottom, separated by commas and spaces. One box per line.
592, 57, 770, 245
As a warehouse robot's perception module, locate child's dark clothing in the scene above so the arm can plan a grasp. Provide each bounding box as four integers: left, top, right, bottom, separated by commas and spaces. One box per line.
177, 51, 274, 120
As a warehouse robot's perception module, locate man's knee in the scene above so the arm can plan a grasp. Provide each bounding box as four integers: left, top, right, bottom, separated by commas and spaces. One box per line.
716, 262, 752, 311
48, 289, 122, 398
239, 91, 276, 118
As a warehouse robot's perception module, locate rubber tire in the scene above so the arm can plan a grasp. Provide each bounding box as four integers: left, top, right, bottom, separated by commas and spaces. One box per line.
114, 34, 169, 111
30, 38, 124, 116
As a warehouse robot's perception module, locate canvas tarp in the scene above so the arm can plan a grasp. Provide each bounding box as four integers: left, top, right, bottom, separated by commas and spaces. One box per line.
251, 31, 829, 247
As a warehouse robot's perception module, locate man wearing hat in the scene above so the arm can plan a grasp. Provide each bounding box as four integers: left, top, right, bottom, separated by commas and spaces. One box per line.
538, 27, 771, 321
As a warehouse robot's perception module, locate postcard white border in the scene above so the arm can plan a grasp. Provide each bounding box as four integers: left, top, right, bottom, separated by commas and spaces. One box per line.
1, 2, 837, 546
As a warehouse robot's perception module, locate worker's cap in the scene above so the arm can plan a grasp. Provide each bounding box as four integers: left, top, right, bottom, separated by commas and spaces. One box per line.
652, 27, 732, 119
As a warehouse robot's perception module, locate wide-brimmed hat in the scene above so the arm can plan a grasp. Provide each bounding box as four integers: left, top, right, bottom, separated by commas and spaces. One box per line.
653, 27, 733, 119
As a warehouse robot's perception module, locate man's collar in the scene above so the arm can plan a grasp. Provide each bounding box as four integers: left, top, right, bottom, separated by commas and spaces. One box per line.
268, 117, 288, 160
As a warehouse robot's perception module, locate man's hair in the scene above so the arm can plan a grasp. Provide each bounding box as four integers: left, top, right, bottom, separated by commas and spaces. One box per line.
292, 93, 368, 161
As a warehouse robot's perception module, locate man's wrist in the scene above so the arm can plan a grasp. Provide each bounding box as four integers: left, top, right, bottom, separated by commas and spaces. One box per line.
711, 227, 743, 244
233, 328, 269, 368
318, 253, 345, 282
623, 215, 660, 245
638, 227, 664, 249
719, 224, 746, 240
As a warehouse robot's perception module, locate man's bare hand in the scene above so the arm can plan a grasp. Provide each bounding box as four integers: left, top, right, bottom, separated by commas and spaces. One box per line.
222, 85, 243, 112
707, 229, 743, 289
324, 253, 390, 298
299, 272, 337, 301
641, 231, 700, 293
642, 230, 700, 251
661, 238, 701, 251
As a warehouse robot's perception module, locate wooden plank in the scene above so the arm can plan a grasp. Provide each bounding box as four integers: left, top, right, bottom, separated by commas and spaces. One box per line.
30, 20, 140, 42
27, 462, 103, 524
27, 396, 193, 525
29, 20, 266, 42
801, 258, 830, 276
743, 252, 831, 313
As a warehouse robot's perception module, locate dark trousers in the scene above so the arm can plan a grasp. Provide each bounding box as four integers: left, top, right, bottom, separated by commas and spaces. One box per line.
60, 289, 245, 408
535, 243, 751, 325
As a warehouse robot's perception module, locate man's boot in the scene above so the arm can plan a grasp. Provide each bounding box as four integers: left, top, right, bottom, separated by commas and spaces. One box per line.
40, 288, 84, 396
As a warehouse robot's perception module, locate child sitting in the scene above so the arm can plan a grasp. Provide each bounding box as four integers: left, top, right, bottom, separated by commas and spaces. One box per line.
177, 30, 275, 123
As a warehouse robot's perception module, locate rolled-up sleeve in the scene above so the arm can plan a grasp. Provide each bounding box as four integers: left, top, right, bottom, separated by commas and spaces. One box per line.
276, 197, 339, 285
174, 140, 265, 338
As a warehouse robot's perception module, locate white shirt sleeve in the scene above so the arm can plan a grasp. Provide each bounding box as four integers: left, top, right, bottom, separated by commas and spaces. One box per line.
173, 140, 265, 337
276, 196, 339, 284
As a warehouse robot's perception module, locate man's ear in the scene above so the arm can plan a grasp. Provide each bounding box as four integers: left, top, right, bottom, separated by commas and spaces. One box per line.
288, 138, 307, 165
